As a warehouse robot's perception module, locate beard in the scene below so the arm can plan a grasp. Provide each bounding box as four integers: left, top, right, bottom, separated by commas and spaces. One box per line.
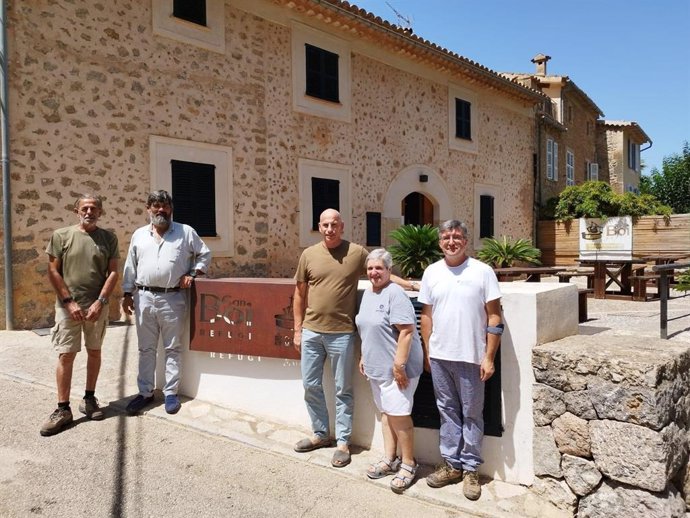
150, 213, 171, 226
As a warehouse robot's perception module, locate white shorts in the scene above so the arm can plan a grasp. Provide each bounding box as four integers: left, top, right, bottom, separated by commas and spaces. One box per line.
369, 376, 420, 416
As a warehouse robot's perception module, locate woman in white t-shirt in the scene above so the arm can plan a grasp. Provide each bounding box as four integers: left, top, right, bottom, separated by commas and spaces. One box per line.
355, 249, 423, 493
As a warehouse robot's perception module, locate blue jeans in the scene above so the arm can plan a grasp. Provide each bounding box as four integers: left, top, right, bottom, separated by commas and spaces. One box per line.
430, 359, 485, 472
300, 329, 355, 446
133, 290, 187, 397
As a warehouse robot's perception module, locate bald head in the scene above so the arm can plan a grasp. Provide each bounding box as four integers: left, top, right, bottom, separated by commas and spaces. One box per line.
318, 208, 345, 249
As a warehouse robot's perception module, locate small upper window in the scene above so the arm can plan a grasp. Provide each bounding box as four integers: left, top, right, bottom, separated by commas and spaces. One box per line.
173, 0, 206, 26
305, 44, 340, 103
455, 98, 472, 140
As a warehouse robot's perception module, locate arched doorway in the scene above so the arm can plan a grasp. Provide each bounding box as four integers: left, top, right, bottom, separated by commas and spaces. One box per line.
403, 192, 434, 226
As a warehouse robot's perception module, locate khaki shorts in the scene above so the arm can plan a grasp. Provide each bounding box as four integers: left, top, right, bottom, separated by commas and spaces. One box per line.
51, 306, 108, 354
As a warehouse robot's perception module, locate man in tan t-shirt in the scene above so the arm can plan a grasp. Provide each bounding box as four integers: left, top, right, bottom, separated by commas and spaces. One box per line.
292, 209, 416, 468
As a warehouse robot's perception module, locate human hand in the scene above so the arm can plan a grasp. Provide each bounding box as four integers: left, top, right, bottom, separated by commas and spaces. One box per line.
293, 330, 302, 352
423, 356, 431, 373
121, 296, 134, 316
66, 301, 85, 322
393, 364, 409, 389
180, 274, 195, 289
84, 301, 102, 322
480, 357, 495, 382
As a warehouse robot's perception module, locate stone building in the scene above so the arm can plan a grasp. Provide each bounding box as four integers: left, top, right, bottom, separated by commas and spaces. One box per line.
504, 54, 651, 207
0, 0, 544, 329
596, 120, 651, 194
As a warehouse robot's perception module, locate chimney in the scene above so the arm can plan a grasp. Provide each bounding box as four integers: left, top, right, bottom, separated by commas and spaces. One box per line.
531, 54, 551, 76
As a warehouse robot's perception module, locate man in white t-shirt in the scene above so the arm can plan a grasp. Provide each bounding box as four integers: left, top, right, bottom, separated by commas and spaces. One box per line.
418, 219, 502, 501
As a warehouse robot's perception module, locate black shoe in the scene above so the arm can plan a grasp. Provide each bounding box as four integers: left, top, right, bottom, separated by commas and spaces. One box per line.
126, 394, 154, 415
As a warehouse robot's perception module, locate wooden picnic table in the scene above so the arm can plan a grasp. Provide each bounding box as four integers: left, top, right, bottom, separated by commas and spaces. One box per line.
640, 253, 690, 265
578, 259, 647, 299
493, 266, 565, 282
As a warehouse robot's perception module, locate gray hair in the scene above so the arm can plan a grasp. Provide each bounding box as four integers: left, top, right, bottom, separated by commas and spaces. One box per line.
439, 219, 469, 239
73, 194, 103, 211
147, 189, 174, 207
366, 248, 393, 269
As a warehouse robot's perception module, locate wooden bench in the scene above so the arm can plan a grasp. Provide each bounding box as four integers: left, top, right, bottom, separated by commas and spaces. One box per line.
630, 273, 668, 301
577, 288, 592, 323
557, 270, 595, 290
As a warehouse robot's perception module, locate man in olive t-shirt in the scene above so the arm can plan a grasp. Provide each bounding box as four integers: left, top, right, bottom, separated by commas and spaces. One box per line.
292, 209, 369, 468
40, 194, 119, 436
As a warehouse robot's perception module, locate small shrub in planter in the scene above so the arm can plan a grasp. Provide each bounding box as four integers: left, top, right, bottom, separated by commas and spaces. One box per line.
476, 236, 542, 269
388, 224, 443, 279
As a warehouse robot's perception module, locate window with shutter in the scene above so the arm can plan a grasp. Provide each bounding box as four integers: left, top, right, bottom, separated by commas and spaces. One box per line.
366, 212, 381, 247
311, 177, 340, 231
455, 98, 472, 140
479, 195, 494, 239
173, 0, 206, 26
171, 159, 217, 237
305, 44, 340, 103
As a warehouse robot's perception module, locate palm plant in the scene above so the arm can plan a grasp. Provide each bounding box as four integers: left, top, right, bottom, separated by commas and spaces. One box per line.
388, 224, 443, 278
476, 236, 542, 268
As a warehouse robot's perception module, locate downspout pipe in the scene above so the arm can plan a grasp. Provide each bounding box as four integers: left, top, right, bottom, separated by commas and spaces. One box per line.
1, 0, 13, 329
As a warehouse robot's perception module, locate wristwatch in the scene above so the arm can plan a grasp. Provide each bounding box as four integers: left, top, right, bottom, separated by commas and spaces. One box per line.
62, 296, 74, 304
189, 270, 198, 278
97, 296, 108, 305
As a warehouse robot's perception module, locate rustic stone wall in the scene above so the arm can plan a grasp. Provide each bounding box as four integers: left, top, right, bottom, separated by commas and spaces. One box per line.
2, 0, 535, 328
532, 335, 689, 517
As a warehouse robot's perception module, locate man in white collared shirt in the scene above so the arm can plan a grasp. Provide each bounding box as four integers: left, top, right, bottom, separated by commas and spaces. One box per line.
122, 190, 211, 415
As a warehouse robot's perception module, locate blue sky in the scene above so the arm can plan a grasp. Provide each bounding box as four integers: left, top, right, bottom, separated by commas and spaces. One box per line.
351, 0, 690, 174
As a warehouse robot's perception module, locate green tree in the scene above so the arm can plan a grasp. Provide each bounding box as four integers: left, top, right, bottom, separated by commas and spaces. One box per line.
640, 141, 690, 214
549, 181, 671, 222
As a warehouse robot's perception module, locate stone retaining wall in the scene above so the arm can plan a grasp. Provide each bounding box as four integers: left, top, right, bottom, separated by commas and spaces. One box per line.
532, 335, 690, 517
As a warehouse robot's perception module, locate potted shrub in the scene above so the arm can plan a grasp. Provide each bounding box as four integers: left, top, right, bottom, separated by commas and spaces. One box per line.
388, 224, 443, 279
477, 236, 542, 270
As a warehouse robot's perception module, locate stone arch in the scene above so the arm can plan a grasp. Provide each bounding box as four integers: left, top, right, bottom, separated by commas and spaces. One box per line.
382, 165, 453, 247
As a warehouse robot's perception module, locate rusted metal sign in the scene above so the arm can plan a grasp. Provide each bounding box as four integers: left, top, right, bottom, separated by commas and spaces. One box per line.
190, 278, 299, 360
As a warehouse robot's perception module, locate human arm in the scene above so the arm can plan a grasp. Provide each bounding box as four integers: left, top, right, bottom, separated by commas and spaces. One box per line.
121, 240, 137, 316
392, 323, 414, 389
420, 304, 433, 372
292, 281, 308, 352
48, 254, 85, 321
390, 274, 420, 292
480, 298, 502, 382
85, 258, 119, 321
182, 231, 212, 288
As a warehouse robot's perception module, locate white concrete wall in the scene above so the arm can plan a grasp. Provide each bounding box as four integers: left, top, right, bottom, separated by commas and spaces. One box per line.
175, 281, 578, 485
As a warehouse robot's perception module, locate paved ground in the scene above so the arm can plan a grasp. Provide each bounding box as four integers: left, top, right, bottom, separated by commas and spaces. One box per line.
1, 286, 688, 517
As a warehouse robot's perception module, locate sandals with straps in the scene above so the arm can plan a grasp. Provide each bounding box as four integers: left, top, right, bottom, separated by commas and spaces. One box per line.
366, 457, 401, 479
390, 462, 418, 494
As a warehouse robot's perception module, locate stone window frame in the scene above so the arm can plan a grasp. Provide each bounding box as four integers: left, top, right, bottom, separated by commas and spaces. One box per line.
566, 149, 575, 186
448, 84, 479, 154
150, 135, 234, 257
291, 22, 352, 123
297, 158, 352, 248
152, 0, 225, 54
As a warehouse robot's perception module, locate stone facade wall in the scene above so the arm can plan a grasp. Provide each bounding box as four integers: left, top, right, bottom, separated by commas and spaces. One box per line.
1, 0, 535, 328
532, 335, 689, 517
539, 90, 599, 205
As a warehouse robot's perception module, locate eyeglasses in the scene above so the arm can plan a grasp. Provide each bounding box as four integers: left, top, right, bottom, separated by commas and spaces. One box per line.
440, 234, 466, 242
